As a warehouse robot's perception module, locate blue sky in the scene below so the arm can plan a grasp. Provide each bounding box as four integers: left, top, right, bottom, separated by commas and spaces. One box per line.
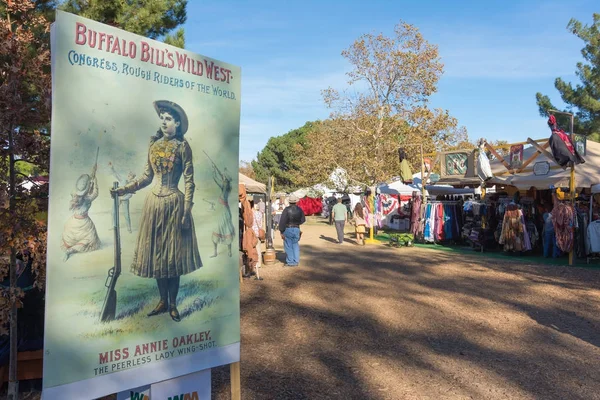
183, 0, 598, 162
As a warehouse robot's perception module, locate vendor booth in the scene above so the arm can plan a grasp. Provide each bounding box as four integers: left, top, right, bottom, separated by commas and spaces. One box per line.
377, 178, 477, 231
409, 131, 600, 264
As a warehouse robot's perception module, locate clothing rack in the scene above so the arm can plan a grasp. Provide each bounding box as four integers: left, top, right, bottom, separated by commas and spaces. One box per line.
587, 192, 600, 263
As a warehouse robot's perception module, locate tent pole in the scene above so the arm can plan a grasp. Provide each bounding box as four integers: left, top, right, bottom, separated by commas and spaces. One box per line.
365, 187, 377, 244
420, 144, 426, 203
549, 109, 576, 266
569, 113, 575, 267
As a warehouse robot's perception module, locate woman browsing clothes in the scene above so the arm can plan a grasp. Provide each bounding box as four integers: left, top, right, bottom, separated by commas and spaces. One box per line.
111, 100, 202, 322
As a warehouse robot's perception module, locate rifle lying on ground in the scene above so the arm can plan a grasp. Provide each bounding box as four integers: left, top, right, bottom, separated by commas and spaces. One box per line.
100, 181, 122, 322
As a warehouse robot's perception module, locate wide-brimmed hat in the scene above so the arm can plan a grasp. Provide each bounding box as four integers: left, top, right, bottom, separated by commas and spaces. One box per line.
75, 174, 91, 196
288, 194, 298, 203
153, 100, 189, 135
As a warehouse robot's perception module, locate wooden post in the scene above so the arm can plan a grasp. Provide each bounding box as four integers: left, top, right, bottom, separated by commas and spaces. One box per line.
484, 142, 513, 173
230, 362, 241, 400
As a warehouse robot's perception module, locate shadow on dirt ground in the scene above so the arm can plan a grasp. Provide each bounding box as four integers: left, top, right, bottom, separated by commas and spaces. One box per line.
212, 224, 600, 399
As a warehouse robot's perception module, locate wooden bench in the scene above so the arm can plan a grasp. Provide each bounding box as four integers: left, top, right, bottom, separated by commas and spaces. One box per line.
0, 350, 43, 383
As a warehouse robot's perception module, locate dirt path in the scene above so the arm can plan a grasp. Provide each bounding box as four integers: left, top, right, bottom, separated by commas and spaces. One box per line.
212, 220, 600, 400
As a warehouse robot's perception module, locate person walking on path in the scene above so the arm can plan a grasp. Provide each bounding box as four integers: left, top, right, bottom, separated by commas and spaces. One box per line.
332, 197, 348, 244
353, 203, 367, 245
279, 195, 305, 267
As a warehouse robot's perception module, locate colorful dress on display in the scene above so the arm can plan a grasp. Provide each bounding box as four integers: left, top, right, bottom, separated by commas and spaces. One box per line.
499, 204, 526, 252
127, 136, 202, 278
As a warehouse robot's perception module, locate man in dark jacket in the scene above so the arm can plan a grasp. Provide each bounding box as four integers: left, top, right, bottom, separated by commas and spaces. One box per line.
279, 195, 306, 267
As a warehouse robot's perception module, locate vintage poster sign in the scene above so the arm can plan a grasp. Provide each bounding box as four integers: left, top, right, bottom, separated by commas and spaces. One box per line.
44, 11, 241, 399
509, 144, 524, 169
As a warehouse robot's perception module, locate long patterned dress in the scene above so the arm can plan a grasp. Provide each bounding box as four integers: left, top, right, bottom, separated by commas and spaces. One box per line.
125, 136, 202, 278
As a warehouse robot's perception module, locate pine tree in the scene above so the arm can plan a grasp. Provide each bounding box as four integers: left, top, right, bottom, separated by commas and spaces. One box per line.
61, 0, 188, 48
536, 14, 600, 136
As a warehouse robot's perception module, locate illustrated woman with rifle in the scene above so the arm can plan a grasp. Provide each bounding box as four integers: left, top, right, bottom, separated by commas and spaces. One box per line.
61, 148, 101, 261
207, 155, 235, 258
111, 100, 202, 322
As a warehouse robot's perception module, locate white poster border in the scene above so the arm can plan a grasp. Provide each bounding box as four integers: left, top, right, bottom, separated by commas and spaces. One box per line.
42, 342, 239, 400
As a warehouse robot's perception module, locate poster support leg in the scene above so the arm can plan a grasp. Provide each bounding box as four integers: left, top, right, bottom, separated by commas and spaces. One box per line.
230, 362, 241, 400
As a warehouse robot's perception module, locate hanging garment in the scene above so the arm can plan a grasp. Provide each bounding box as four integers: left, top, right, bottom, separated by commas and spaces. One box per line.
574, 212, 587, 258
463, 201, 474, 213
410, 194, 422, 236
521, 215, 532, 251
424, 203, 436, 243
432, 203, 441, 241
400, 159, 413, 184
582, 214, 589, 255
375, 195, 383, 228
443, 205, 453, 240
477, 151, 493, 181
499, 205, 525, 252
454, 204, 462, 239
547, 115, 585, 167
553, 202, 575, 253
587, 220, 600, 253
526, 221, 539, 249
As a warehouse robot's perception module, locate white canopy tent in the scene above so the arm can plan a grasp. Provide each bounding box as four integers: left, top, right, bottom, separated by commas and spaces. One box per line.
378, 180, 420, 196
239, 173, 266, 194
488, 140, 600, 190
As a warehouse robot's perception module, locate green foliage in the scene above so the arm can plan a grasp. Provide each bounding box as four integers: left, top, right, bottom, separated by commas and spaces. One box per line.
251, 121, 319, 192
588, 132, 600, 142
60, 0, 187, 41
536, 13, 600, 135
15, 159, 42, 177
164, 27, 185, 49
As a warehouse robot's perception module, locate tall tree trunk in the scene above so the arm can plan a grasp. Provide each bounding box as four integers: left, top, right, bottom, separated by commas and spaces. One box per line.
8, 123, 19, 400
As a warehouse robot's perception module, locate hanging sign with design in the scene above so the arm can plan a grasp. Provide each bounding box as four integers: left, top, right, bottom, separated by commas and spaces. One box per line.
573, 134, 587, 156
509, 144, 524, 169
